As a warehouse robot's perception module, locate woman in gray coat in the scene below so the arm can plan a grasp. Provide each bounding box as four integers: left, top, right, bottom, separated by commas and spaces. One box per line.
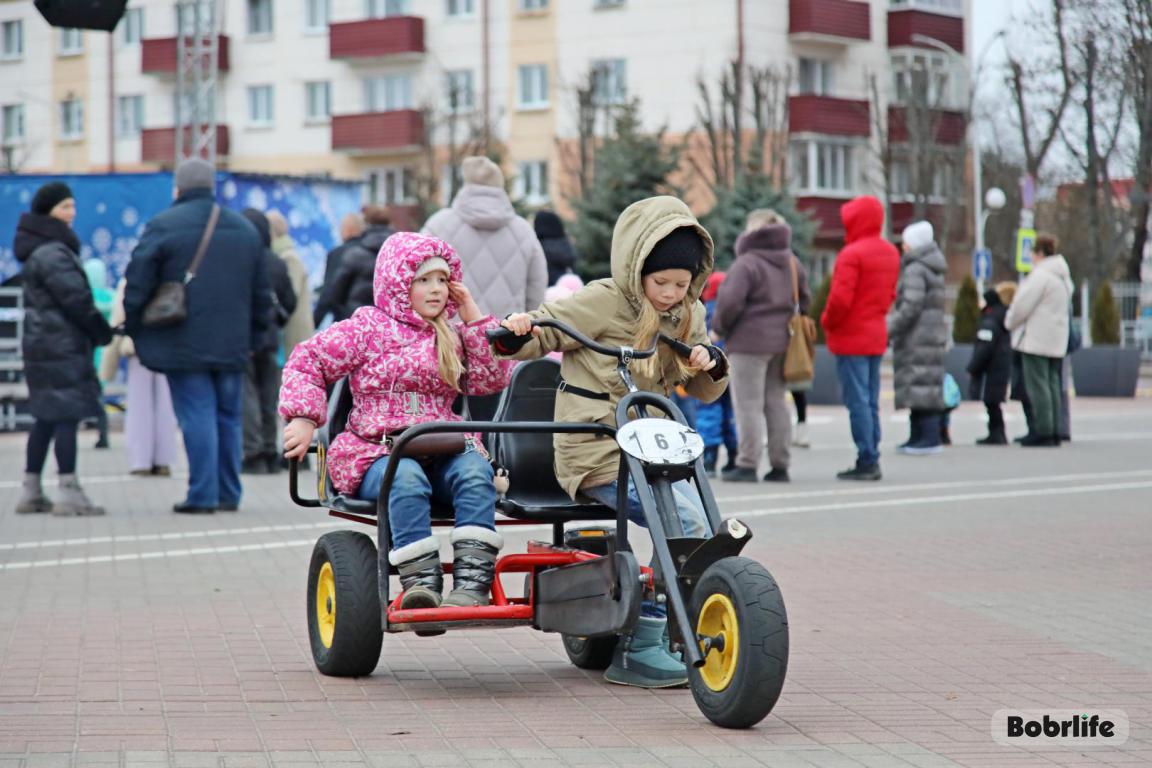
888, 221, 948, 455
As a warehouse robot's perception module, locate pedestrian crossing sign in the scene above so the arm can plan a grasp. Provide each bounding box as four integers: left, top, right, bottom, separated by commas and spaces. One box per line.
1015, 228, 1036, 274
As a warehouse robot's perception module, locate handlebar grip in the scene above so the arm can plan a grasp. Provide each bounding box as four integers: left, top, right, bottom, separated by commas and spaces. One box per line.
485, 326, 533, 353
659, 335, 695, 359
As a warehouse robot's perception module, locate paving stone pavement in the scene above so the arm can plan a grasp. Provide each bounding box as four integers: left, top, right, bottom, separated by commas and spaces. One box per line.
1, 399, 1150, 767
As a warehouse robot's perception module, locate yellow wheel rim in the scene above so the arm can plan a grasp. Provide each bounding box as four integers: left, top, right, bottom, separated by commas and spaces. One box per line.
315, 561, 336, 649
697, 593, 739, 692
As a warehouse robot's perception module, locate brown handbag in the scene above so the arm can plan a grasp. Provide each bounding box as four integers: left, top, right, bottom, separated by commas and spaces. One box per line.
141, 204, 220, 328
388, 325, 471, 460
783, 256, 817, 384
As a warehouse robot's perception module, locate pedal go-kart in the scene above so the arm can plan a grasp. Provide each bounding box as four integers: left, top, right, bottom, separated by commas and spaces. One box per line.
289, 319, 789, 728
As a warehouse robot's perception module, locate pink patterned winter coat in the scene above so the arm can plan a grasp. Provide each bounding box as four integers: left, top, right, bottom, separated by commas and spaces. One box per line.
279, 232, 515, 495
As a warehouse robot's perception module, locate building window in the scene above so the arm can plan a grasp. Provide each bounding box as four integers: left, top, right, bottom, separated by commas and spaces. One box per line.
367, 0, 410, 17
1, 20, 23, 60
2, 104, 25, 144
304, 0, 329, 31
247, 85, 275, 126
889, 158, 955, 202
591, 59, 627, 106
116, 95, 144, 137
364, 74, 413, 111
119, 8, 143, 45
440, 163, 461, 204
790, 139, 857, 195
367, 167, 415, 205
248, 0, 273, 35
517, 64, 549, 109
797, 58, 833, 96
59, 28, 83, 55
305, 81, 331, 122
444, 70, 474, 113
890, 51, 962, 109
889, 0, 962, 15
446, 0, 475, 16
519, 0, 548, 9
514, 161, 549, 204
59, 98, 84, 140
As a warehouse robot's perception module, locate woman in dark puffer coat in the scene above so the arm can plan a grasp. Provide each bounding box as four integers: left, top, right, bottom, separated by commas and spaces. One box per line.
888, 221, 947, 455
533, 210, 579, 286
13, 182, 113, 515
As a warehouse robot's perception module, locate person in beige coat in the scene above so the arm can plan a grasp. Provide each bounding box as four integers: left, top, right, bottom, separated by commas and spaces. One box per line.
1005, 233, 1073, 446
101, 278, 179, 475
267, 210, 315, 360
497, 196, 729, 689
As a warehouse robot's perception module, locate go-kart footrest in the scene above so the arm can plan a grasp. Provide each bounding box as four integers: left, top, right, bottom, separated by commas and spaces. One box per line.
535, 552, 641, 637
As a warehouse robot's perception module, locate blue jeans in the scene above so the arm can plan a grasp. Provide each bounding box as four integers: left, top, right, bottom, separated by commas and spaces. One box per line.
358, 449, 497, 550
836, 354, 882, 467
167, 370, 243, 508
582, 478, 709, 538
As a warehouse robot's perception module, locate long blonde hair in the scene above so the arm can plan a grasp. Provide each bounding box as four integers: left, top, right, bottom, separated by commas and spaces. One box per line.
634, 295, 700, 383
428, 314, 464, 392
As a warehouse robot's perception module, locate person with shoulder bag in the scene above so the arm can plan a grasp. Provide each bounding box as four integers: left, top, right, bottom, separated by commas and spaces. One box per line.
712, 209, 809, 483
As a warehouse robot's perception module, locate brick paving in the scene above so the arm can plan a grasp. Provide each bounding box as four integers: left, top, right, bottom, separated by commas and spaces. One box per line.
0, 398, 1150, 767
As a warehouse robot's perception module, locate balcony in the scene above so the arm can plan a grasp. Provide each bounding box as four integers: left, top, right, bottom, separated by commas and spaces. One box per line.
887, 8, 964, 52
789, 96, 870, 138
331, 110, 424, 154
788, 0, 870, 44
141, 126, 230, 165
141, 35, 230, 75
329, 17, 424, 61
796, 197, 850, 240
888, 106, 965, 145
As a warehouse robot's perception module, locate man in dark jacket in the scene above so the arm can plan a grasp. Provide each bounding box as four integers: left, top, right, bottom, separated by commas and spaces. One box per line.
312, 211, 364, 326
240, 208, 297, 474
124, 159, 270, 514
968, 284, 1014, 445
820, 196, 900, 481
312, 205, 393, 323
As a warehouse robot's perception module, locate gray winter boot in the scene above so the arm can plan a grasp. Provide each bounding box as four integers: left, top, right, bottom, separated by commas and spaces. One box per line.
389, 535, 443, 610
15, 473, 53, 514
53, 475, 105, 516
443, 526, 503, 607
604, 616, 690, 688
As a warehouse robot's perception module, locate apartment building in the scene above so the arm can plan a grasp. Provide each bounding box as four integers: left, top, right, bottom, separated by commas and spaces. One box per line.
0, 0, 970, 245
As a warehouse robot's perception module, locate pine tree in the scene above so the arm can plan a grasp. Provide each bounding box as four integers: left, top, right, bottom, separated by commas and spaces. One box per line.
953, 275, 980, 343
568, 101, 681, 279
1091, 282, 1121, 345
701, 161, 817, 270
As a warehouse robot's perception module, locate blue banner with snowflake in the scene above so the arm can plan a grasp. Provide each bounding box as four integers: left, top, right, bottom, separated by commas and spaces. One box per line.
0, 172, 362, 293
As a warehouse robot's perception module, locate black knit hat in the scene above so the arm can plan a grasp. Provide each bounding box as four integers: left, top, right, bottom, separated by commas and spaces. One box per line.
31, 182, 74, 215
641, 226, 706, 277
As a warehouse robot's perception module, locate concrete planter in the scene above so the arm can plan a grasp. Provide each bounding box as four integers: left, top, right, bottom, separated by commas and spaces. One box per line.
807, 346, 842, 405
1070, 346, 1142, 397
945, 344, 977, 401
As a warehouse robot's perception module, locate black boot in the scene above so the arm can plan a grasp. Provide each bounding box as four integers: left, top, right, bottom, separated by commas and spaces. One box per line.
897, 412, 923, 451
390, 536, 443, 610
702, 447, 718, 478
443, 526, 503, 607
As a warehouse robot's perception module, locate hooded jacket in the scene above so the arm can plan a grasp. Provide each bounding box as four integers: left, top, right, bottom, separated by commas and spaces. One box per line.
241, 209, 298, 354
124, 188, 270, 373
534, 210, 579, 286
278, 232, 515, 495
887, 241, 948, 410
1005, 255, 1073, 358
967, 289, 1012, 403
422, 184, 548, 318
498, 196, 730, 499
821, 196, 900, 356
14, 213, 113, 421
712, 223, 810, 355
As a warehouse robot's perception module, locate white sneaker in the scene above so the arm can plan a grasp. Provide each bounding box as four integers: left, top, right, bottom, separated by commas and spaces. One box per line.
792, 422, 811, 448
902, 444, 943, 456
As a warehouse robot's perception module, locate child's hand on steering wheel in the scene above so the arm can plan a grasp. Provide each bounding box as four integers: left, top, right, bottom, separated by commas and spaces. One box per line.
283, 418, 316, 460
690, 345, 717, 371
501, 313, 541, 337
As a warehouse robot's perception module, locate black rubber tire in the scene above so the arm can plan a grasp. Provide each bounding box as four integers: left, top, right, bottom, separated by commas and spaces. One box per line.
307, 531, 383, 677
561, 633, 619, 670
688, 556, 788, 729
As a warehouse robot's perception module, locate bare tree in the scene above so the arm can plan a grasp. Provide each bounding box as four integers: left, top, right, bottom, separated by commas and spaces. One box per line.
1121, 0, 1152, 280
556, 69, 607, 204
411, 78, 492, 221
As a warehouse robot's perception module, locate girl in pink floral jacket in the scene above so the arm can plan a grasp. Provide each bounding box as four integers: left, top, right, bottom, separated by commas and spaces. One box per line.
280, 232, 515, 610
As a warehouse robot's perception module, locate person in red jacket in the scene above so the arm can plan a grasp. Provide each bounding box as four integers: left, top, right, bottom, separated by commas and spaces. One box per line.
820, 196, 900, 481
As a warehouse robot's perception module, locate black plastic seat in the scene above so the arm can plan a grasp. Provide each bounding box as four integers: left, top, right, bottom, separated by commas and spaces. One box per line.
491, 359, 614, 523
